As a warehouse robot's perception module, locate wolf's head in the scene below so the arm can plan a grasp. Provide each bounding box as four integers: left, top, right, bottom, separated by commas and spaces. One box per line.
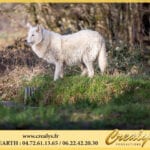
26, 23, 43, 46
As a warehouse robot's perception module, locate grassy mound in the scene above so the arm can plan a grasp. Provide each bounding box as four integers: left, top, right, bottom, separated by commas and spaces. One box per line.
0, 75, 149, 129
21, 74, 149, 104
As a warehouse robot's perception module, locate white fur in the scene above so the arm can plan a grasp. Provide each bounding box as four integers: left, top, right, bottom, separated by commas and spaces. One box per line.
27, 23, 107, 81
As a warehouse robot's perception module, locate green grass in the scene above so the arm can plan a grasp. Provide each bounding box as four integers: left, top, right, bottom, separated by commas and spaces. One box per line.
0, 74, 150, 129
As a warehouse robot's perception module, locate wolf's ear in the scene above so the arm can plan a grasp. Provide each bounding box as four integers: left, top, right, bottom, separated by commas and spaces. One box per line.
26, 22, 32, 29
36, 25, 43, 33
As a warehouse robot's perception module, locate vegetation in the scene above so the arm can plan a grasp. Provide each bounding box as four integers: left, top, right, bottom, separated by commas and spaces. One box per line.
0, 74, 149, 129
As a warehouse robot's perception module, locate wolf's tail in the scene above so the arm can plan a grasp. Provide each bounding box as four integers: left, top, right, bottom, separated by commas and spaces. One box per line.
98, 39, 107, 74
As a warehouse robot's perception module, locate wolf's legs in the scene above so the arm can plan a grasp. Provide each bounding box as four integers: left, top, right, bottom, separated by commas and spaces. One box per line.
80, 64, 88, 76
54, 62, 63, 81
60, 67, 64, 78
83, 61, 94, 78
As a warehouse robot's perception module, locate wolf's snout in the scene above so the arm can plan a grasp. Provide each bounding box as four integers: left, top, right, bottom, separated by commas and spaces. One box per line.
24, 40, 30, 46
24, 40, 29, 46
24, 40, 27, 44
26, 40, 33, 46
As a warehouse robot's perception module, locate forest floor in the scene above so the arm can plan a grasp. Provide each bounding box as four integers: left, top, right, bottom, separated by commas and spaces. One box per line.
0, 74, 149, 129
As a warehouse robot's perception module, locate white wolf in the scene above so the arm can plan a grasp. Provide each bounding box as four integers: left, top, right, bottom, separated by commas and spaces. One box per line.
26, 23, 107, 81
